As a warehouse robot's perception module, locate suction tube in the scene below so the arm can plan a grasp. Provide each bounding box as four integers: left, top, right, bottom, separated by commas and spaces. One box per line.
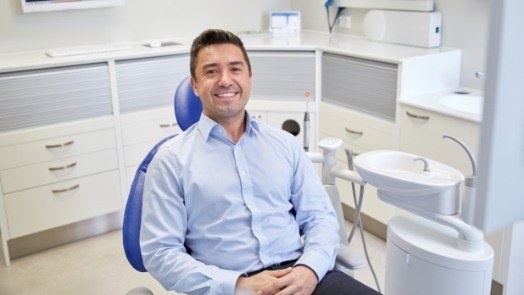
442, 135, 478, 224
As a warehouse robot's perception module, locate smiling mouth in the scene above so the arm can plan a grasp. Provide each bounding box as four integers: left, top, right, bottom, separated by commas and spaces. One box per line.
214, 92, 238, 98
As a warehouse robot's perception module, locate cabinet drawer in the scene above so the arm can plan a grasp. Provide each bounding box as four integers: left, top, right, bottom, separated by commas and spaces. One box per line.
124, 141, 160, 167
0, 128, 116, 170
1, 149, 118, 194
122, 117, 180, 146
4, 170, 122, 239
320, 102, 394, 152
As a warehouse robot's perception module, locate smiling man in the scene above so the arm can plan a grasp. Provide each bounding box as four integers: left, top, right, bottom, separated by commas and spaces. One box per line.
140, 29, 381, 295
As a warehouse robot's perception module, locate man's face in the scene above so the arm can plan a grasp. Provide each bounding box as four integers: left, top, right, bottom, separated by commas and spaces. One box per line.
191, 43, 252, 124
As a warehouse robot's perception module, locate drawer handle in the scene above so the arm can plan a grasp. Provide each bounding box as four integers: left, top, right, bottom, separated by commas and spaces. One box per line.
45, 140, 74, 149
406, 111, 430, 120
344, 127, 364, 136
48, 162, 77, 171
159, 123, 179, 128
52, 184, 80, 194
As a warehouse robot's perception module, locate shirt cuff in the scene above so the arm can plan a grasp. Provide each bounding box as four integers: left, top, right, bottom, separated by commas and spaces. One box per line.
295, 250, 333, 282
214, 269, 245, 294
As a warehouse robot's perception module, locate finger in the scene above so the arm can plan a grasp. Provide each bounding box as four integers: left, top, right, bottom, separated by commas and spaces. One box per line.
257, 275, 291, 295
257, 284, 281, 295
269, 267, 293, 278
275, 284, 299, 295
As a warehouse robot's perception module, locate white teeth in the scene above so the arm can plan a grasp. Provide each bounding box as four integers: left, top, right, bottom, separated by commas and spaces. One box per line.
216, 92, 235, 98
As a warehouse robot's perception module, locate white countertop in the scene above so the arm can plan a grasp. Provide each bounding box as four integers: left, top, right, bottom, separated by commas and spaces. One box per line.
399, 89, 483, 123
1, 30, 474, 121
0, 31, 456, 73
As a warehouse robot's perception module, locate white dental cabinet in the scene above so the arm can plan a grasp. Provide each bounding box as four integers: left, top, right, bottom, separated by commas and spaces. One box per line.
1, 31, 502, 281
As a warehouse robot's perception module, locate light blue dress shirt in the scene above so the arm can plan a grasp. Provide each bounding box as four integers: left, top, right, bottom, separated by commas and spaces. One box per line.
140, 113, 340, 294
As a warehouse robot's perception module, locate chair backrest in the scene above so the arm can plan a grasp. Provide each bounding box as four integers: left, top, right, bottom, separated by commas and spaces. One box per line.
174, 76, 202, 131
122, 76, 201, 272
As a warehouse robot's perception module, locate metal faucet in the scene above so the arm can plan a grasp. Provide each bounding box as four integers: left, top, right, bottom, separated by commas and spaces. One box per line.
414, 157, 430, 172
475, 71, 487, 79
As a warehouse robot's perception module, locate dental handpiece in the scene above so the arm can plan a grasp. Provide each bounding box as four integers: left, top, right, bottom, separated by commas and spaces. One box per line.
303, 91, 311, 152
303, 111, 310, 152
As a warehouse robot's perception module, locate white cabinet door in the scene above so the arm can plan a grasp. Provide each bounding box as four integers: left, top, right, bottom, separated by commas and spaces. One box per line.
398, 104, 479, 176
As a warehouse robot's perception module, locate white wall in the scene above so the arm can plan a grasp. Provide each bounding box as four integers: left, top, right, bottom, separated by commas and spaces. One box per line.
291, 0, 490, 91
1, 0, 490, 91
0, 0, 290, 53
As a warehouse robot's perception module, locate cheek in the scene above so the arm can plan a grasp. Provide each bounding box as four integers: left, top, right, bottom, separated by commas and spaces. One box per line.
195, 81, 212, 97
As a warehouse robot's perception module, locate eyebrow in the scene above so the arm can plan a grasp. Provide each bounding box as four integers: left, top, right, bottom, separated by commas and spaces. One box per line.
201, 60, 245, 70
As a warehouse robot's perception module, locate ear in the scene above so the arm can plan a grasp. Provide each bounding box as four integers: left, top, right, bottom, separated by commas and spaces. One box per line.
190, 76, 200, 97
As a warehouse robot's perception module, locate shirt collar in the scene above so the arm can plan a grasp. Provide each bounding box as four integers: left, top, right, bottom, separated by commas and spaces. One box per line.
196, 111, 259, 142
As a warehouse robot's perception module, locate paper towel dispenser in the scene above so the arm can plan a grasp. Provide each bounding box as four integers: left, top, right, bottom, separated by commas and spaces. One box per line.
363, 10, 442, 48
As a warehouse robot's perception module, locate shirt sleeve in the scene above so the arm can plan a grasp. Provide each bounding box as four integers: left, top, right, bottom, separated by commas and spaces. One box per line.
289, 141, 341, 281
140, 146, 243, 294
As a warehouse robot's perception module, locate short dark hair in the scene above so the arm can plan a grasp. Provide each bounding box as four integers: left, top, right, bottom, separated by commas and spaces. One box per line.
190, 29, 252, 79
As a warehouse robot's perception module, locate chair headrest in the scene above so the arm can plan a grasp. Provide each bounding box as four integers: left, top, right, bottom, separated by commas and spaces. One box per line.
174, 76, 203, 131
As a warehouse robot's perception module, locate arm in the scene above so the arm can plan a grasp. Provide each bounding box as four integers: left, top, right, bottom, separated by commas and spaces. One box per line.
140, 146, 243, 294
291, 144, 341, 280
258, 141, 341, 295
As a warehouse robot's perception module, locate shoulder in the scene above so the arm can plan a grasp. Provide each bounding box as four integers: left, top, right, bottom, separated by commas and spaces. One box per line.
253, 122, 303, 157
256, 122, 298, 143
152, 125, 200, 164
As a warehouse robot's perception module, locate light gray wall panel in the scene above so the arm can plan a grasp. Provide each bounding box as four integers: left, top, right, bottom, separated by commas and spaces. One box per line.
322, 53, 398, 121
249, 51, 315, 101
0, 64, 112, 132
116, 54, 190, 113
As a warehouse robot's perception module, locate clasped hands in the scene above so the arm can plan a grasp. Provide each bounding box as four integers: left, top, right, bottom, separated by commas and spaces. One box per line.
236, 265, 318, 295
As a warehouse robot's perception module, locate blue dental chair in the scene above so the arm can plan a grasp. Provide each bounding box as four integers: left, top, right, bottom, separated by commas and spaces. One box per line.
122, 76, 366, 279
122, 76, 200, 272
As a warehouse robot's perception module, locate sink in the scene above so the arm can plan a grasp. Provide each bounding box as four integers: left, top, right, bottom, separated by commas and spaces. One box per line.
354, 150, 464, 216
439, 94, 483, 115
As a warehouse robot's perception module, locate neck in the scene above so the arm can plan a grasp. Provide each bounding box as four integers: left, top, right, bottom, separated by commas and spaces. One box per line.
218, 112, 246, 143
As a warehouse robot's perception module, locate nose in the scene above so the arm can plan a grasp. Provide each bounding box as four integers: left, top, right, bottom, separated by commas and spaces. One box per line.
218, 71, 234, 87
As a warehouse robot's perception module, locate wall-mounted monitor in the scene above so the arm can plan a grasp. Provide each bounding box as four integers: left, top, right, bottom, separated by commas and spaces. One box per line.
21, 0, 124, 13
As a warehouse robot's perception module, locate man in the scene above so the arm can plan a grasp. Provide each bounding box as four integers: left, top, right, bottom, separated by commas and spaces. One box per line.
140, 29, 380, 295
